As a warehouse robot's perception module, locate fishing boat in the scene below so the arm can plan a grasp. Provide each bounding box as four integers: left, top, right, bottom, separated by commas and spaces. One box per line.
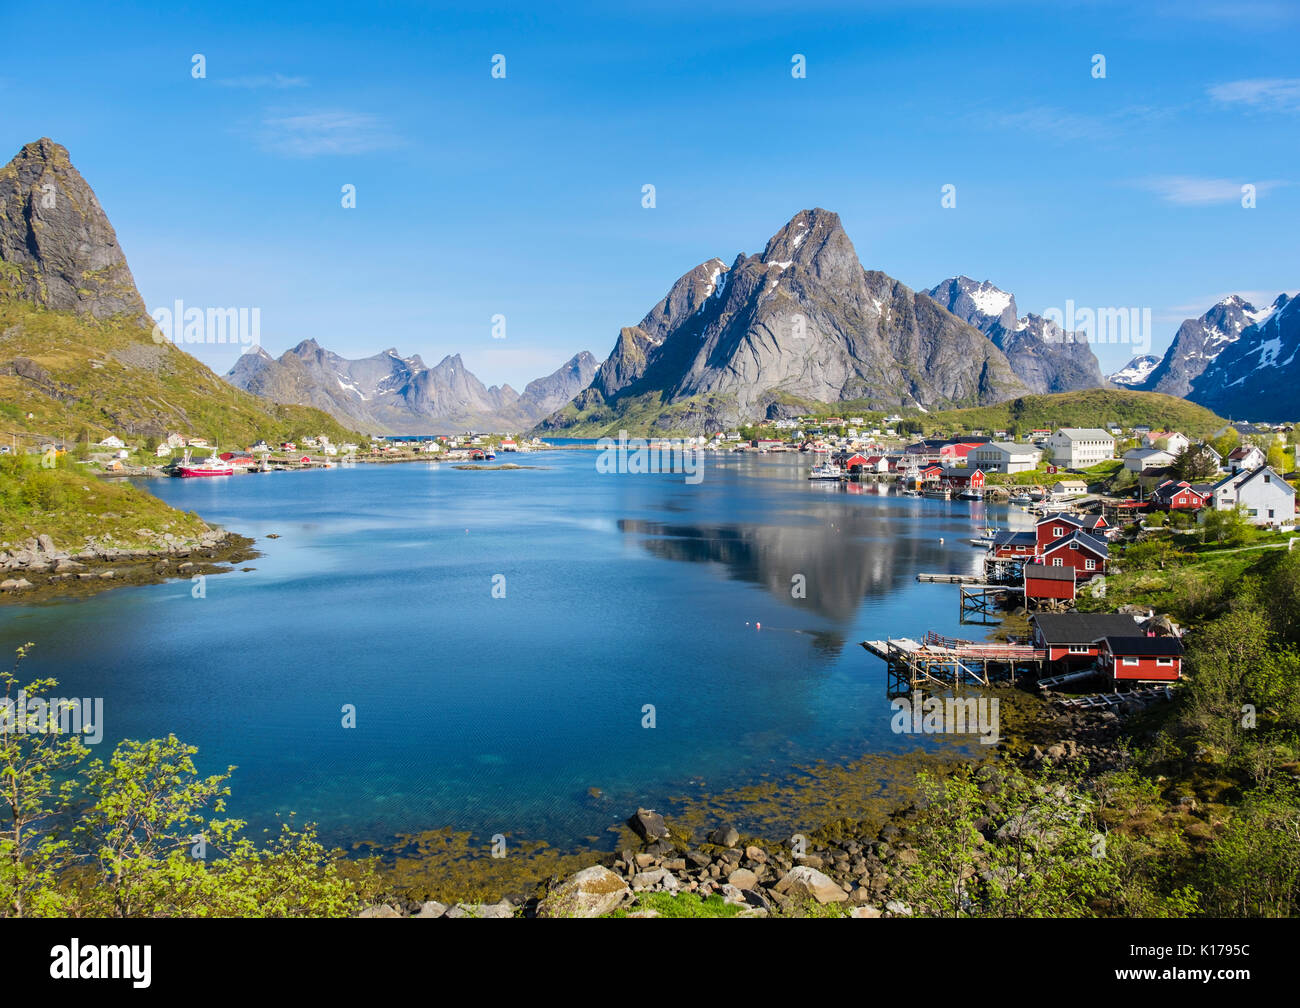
958, 488, 984, 500
921, 485, 952, 499
808, 463, 843, 481
969, 526, 998, 547
1009, 492, 1032, 505
176, 451, 234, 478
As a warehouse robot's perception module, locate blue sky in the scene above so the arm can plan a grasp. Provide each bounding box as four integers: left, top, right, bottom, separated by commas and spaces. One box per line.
2, 0, 1296, 387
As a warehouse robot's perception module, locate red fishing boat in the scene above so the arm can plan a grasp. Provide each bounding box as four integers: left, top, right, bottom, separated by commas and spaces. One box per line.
176, 450, 234, 477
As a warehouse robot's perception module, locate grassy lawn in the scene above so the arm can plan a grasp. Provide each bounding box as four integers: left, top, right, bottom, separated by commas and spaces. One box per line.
606, 892, 744, 918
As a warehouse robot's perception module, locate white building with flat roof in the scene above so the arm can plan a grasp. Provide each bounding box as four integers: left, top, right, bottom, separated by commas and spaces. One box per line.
1045, 428, 1115, 469
970, 441, 1042, 474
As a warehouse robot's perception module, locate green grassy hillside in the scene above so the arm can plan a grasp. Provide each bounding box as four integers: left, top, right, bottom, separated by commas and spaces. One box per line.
0, 294, 364, 449
916, 388, 1229, 439
0, 452, 209, 550
541, 386, 1229, 440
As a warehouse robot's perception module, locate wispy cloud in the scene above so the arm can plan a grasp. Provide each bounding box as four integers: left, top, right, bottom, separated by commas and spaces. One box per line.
988, 104, 1166, 145
1208, 78, 1300, 113
260, 111, 400, 157
219, 73, 308, 90
1137, 175, 1288, 206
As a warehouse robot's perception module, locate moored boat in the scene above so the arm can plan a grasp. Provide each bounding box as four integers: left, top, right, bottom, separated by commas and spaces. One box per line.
808, 463, 843, 481
177, 452, 234, 477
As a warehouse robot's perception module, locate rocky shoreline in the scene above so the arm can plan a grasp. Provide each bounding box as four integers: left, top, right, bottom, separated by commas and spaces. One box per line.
356, 696, 1131, 919
0, 529, 260, 603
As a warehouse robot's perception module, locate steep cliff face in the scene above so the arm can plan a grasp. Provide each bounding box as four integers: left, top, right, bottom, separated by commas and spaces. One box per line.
926, 276, 1108, 394
0, 138, 147, 320
544, 209, 1028, 434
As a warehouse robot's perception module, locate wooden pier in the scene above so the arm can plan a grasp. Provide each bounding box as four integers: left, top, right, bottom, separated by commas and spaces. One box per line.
959, 583, 1024, 623
862, 631, 1048, 695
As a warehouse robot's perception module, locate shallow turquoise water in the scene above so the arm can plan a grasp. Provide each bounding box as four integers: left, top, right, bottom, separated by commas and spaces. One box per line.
0, 451, 1029, 847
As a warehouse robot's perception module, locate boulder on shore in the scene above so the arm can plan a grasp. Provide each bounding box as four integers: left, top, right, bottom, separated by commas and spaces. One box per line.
772, 865, 848, 904
536, 865, 631, 918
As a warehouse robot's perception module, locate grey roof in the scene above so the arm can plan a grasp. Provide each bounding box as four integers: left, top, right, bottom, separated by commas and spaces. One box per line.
1097, 635, 1185, 656
1032, 613, 1141, 645
1054, 428, 1114, 440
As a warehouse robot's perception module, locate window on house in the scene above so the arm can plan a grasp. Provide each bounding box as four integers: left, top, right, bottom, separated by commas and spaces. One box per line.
1068, 645, 1090, 654
1156, 658, 1173, 667
1053, 527, 1063, 537
1052, 558, 1064, 567
1086, 560, 1096, 570
1122, 657, 1139, 666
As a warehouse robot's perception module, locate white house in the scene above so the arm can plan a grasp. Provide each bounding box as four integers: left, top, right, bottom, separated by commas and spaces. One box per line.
97, 435, 126, 449
1045, 429, 1115, 469
1051, 479, 1089, 499
1226, 444, 1266, 473
1124, 446, 1176, 473
1142, 430, 1190, 454
1208, 466, 1295, 527
970, 441, 1042, 474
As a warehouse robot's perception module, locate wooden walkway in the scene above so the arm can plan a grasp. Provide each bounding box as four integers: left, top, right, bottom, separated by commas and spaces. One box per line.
862, 631, 1048, 694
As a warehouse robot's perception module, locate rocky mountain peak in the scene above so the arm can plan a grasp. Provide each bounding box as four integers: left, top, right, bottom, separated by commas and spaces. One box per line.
757, 208, 859, 287
0, 138, 147, 320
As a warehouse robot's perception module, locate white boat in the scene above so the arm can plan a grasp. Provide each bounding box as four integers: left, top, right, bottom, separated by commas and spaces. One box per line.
808, 463, 843, 481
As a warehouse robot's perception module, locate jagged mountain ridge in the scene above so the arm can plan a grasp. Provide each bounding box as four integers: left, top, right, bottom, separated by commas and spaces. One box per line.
1140, 295, 1269, 398
227, 342, 598, 433
1188, 294, 1299, 421
538, 209, 1031, 435
925, 276, 1108, 394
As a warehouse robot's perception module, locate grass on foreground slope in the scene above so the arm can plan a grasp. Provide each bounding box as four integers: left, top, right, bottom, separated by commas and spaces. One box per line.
0, 294, 364, 448
0, 452, 208, 551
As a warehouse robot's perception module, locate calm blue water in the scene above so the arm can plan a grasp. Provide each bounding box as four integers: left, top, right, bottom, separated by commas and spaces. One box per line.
0, 452, 1029, 848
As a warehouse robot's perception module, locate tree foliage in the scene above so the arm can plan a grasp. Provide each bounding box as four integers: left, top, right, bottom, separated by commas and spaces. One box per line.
1, 648, 378, 918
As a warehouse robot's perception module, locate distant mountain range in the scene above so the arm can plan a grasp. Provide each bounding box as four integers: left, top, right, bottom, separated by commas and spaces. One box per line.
226, 343, 598, 434
3, 139, 1291, 440
1109, 294, 1298, 420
